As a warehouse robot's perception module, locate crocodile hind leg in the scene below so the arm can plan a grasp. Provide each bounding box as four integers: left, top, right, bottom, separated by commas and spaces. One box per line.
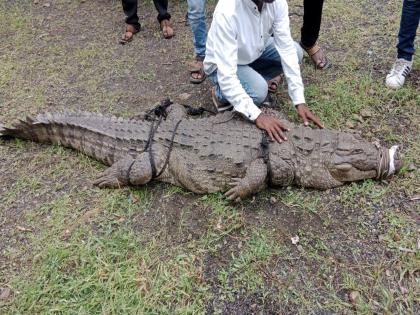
93, 145, 168, 188
224, 159, 268, 202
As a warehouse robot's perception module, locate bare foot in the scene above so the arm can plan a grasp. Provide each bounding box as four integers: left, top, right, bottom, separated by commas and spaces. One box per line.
120, 24, 139, 45
160, 19, 174, 39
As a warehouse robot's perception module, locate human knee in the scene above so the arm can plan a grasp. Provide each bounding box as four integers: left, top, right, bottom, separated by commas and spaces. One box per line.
249, 79, 268, 105
238, 68, 268, 105
254, 87, 268, 105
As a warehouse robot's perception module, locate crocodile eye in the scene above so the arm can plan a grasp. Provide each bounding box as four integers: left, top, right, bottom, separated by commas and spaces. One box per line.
351, 149, 363, 155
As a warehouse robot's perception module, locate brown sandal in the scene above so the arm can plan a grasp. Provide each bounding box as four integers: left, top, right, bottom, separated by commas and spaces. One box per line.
189, 59, 206, 84
120, 24, 139, 45
160, 19, 174, 39
301, 43, 331, 70
267, 75, 283, 93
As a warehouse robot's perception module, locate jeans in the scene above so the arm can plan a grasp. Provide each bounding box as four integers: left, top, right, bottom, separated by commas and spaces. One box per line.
397, 0, 420, 61
122, 0, 171, 30
301, 0, 325, 48
187, 0, 207, 60
209, 39, 303, 106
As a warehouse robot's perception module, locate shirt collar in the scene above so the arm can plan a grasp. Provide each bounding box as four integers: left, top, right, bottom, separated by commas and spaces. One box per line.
244, 0, 261, 17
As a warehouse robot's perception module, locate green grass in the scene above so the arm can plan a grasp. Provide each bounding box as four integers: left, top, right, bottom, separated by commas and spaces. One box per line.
276, 189, 321, 214
5, 191, 209, 314
339, 179, 389, 204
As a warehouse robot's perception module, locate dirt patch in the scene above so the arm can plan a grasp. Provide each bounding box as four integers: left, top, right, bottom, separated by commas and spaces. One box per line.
132, 191, 211, 245
207, 291, 283, 315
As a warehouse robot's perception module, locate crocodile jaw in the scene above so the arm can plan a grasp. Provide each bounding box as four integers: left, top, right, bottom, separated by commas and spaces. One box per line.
330, 145, 403, 183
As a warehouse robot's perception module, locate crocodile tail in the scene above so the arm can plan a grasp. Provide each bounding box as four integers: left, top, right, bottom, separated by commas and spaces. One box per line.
0, 113, 119, 165
0, 117, 40, 140
0, 112, 151, 165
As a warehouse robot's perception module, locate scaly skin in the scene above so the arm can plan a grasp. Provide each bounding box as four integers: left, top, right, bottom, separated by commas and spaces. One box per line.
0, 104, 403, 201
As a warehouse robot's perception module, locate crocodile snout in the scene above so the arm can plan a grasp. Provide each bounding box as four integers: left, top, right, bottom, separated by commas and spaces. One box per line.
377, 145, 403, 179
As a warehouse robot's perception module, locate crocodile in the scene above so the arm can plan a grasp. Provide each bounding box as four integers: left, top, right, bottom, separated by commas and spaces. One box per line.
0, 102, 402, 201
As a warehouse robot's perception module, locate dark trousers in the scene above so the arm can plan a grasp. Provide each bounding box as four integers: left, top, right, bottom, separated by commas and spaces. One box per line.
397, 0, 420, 61
301, 0, 324, 48
122, 0, 171, 30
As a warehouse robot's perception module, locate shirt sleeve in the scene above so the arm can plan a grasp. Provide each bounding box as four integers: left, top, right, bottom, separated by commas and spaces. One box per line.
272, 0, 306, 106
212, 12, 262, 121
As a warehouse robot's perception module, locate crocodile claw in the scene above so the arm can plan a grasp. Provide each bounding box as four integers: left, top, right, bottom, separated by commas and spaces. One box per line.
224, 187, 242, 203
228, 178, 242, 187
93, 172, 123, 188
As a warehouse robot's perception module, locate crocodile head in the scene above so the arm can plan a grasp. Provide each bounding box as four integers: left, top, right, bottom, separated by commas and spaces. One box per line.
269, 129, 403, 189
328, 133, 403, 184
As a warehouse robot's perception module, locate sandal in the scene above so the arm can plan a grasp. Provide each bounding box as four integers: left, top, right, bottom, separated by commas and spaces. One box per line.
189, 59, 207, 84
267, 75, 283, 93
119, 24, 139, 45
160, 19, 174, 39
301, 42, 331, 70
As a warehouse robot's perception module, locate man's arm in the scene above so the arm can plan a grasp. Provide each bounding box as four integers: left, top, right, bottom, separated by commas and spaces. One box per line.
272, 0, 323, 128
272, 0, 305, 105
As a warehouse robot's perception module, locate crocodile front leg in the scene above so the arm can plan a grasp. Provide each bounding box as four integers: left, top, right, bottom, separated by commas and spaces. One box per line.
93, 145, 168, 188
224, 158, 267, 202
166, 103, 187, 121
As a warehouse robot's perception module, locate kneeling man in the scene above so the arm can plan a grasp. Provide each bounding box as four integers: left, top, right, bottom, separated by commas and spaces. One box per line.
204, 0, 323, 142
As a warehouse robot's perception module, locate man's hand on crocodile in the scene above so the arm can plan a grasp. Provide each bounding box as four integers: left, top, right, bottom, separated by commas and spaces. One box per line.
255, 113, 289, 143
296, 104, 324, 129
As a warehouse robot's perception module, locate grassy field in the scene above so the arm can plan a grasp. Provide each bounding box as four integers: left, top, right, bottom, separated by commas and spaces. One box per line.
0, 0, 419, 314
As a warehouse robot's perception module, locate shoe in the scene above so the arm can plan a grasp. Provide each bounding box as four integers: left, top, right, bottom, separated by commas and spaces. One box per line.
211, 87, 233, 112
386, 58, 413, 89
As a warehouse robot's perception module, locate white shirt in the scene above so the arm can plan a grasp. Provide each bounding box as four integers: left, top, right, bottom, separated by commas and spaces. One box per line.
204, 0, 306, 121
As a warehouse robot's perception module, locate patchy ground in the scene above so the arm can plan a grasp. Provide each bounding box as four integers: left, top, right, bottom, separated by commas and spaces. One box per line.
0, 0, 419, 314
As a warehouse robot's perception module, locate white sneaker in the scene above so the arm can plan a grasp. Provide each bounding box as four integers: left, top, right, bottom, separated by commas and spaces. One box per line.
386, 58, 413, 89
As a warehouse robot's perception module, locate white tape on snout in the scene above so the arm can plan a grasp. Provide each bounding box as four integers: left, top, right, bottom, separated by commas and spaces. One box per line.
388, 145, 399, 176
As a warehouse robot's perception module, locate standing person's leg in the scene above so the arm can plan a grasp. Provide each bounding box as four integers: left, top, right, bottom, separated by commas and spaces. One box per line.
397, 0, 420, 61
188, 0, 207, 84
153, 0, 174, 39
188, 0, 207, 60
300, 0, 330, 70
386, 0, 420, 89
301, 0, 324, 49
120, 0, 140, 44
